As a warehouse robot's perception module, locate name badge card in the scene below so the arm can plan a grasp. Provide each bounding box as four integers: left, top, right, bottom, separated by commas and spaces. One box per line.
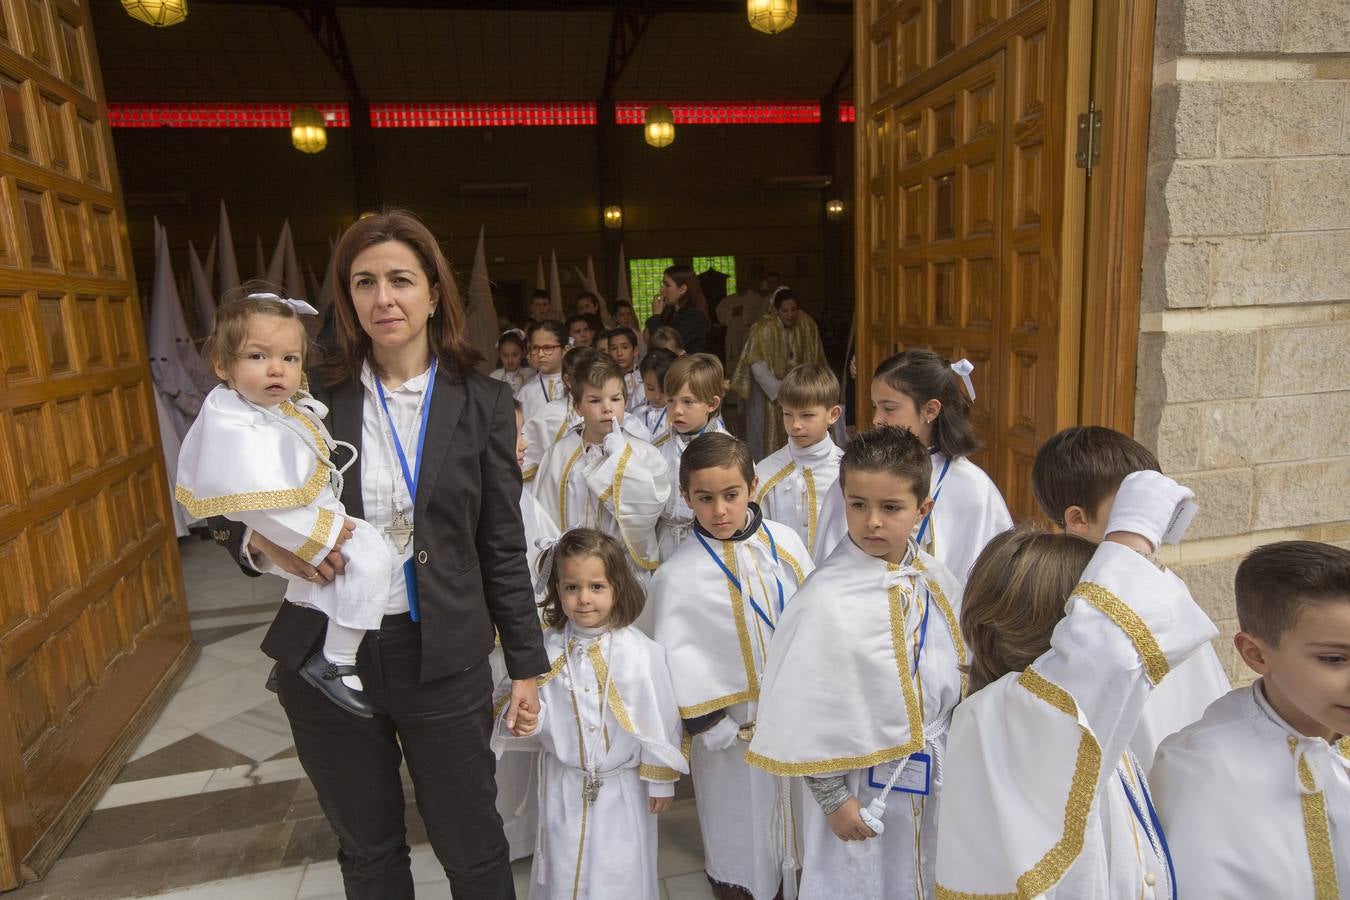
867, 752, 931, 796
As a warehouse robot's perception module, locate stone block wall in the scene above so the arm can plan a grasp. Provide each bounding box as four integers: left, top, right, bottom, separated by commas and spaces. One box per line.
1137, 0, 1350, 683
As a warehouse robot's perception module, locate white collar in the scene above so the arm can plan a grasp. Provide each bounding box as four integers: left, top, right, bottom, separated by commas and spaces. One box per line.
361, 359, 432, 395
787, 434, 836, 466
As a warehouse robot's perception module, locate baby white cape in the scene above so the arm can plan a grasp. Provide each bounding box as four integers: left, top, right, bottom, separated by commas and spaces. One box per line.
934, 542, 1218, 899
746, 538, 966, 777
650, 517, 812, 718
174, 384, 390, 630
1152, 682, 1350, 899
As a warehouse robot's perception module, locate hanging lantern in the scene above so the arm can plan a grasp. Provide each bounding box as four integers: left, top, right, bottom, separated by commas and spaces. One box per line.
643, 104, 675, 149
603, 205, 623, 229
747, 0, 797, 35
825, 198, 846, 220
291, 107, 327, 154
122, 0, 187, 26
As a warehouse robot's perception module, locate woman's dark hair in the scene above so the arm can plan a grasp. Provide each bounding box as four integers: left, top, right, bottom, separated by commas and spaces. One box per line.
873, 349, 980, 460
323, 208, 479, 386
771, 287, 797, 309
663, 264, 708, 316
539, 528, 646, 630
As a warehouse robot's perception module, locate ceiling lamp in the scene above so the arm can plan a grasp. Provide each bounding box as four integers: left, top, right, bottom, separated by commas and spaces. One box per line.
825, 198, 845, 220
747, 0, 797, 35
122, 0, 187, 26
603, 205, 623, 229
291, 107, 327, 154
643, 104, 675, 149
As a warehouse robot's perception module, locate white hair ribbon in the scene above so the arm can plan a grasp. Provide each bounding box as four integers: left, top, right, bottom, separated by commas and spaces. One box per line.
532, 536, 561, 597
246, 291, 319, 316
498, 327, 526, 347
951, 358, 976, 401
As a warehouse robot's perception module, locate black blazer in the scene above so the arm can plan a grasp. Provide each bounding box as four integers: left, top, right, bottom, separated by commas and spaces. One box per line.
217, 365, 549, 684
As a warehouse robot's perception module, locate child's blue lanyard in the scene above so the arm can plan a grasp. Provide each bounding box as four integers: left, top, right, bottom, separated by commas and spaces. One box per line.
915, 455, 951, 547
694, 527, 785, 633
651, 407, 667, 431
374, 357, 437, 622
538, 373, 550, 402
910, 584, 931, 677
1119, 763, 1177, 900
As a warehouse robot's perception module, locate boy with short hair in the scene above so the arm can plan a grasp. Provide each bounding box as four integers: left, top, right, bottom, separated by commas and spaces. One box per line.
1153, 541, 1350, 898
565, 313, 595, 349
746, 426, 966, 899
636, 348, 677, 435
603, 326, 644, 409
755, 364, 843, 558
651, 432, 813, 900
1032, 425, 1231, 767
655, 353, 730, 559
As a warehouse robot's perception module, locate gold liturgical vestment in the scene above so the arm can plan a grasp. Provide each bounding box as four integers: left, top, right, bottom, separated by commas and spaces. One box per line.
730, 313, 826, 457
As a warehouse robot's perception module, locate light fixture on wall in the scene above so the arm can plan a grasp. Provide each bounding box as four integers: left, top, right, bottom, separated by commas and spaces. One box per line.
747, 0, 797, 35
825, 198, 846, 220
122, 0, 187, 26
603, 205, 623, 229
643, 104, 675, 149
291, 107, 327, 154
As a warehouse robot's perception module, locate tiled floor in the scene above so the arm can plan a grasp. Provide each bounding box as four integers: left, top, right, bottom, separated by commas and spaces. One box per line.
10, 537, 716, 900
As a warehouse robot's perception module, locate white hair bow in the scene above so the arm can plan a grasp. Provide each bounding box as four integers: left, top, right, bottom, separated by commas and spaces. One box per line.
246, 292, 318, 316
950, 358, 976, 401
533, 536, 561, 597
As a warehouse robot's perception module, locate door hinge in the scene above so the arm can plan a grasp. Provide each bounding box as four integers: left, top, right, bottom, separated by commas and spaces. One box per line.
1076, 100, 1102, 177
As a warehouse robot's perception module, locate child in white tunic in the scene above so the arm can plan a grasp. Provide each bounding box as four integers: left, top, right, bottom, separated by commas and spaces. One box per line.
493, 528, 687, 900
812, 350, 1011, 577
934, 471, 1216, 899
747, 426, 966, 900
517, 320, 569, 423
175, 295, 390, 718
1152, 541, 1350, 898
490, 329, 536, 394
651, 432, 814, 899
1031, 425, 1231, 769
634, 348, 678, 436
532, 354, 670, 602
603, 325, 645, 410
654, 353, 731, 560
755, 364, 843, 560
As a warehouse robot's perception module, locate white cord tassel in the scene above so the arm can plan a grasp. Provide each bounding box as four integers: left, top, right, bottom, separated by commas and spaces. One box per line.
779, 776, 797, 900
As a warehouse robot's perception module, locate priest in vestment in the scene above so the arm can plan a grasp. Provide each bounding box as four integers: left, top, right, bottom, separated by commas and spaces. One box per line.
730, 288, 827, 460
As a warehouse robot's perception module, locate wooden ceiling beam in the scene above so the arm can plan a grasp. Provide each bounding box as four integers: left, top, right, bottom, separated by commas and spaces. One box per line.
191, 0, 850, 15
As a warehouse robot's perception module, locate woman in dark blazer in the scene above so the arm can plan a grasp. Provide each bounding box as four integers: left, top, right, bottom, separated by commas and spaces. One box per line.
645, 262, 710, 354
215, 210, 546, 900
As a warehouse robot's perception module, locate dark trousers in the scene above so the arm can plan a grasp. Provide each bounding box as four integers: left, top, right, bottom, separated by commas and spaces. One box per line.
278, 613, 514, 900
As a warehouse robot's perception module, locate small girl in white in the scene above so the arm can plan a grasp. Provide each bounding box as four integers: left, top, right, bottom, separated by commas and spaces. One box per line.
490, 329, 535, 393
175, 292, 390, 718
493, 528, 687, 900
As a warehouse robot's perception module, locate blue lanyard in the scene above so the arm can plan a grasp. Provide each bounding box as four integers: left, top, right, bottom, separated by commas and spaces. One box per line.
651, 407, 667, 431
694, 526, 785, 633
915, 455, 951, 547
374, 357, 437, 621
1119, 765, 1177, 900
911, 584, 931, 677
538, 373, 550, 402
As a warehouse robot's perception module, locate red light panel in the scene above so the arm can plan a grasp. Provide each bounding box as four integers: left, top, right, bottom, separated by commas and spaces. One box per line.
614, 101, 821, 125
369, 102, 598, 128
108, 103, 350, 128
839, 103, 856, 123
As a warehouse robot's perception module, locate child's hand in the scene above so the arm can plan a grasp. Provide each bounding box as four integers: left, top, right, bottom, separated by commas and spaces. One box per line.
334, 518, 358, 550
1105, 470, 1196, 551
602, 418, 626, 456
649, 796, 672, 814
826, 796, 877, 842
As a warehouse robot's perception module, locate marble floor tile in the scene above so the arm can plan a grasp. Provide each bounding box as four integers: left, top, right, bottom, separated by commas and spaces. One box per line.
196, 624, 273, 667
656, 799, 707, 878
662, 870, 718, 900
201, 757, 307, 793
157, 661, 277, 735
199, 701, 296, 763
191, 622, 271, 648
128, 720, 196, 763
177, 652, 245, 691
296, 859, 342, 899
278, 814, 339, 868
95, 769, 215, 812
116, 734, 256, 784
151, 863, 305, 899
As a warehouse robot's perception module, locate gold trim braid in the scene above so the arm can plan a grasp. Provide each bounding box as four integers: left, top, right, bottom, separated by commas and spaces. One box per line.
756, 460, 795, 504
1073, 581, 1170, 685
296, 508, 337, 564
639, 763, 681, 782
612, 445, 660, 571
1290, 736, 1343, 900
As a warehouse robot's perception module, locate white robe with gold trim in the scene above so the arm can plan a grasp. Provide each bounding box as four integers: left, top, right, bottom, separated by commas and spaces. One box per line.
175, 385, 390, 630
1152, 682, 1350, 899
754, 436, 842, 560
653, 417, 731, 561
747, 538, 966, 900
651, 516, 813, 900
517, 370, 566, 424
492, 625, 688, 900
531, 426, 669, 597
933, 541, 1218, 899
523, 401, 653, 484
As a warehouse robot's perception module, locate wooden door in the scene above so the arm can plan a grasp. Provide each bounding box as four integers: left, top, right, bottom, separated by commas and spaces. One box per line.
0, 0, 193, 886
855, 0, 1091, 518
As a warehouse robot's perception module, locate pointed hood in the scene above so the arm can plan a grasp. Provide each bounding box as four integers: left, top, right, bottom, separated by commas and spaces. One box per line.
266, 222, 287, 288
187, 239, 215, 336
464, 225, 499, 374
254, 234, 267, 281
536, 255, 546, 292
216, 200, 241, 298
586, 255, 612, 326
149, 224, 214, 429
305, 263, 321, 308
317, 242, 338, 318
203, 236, 217, 293
548, 250, 563, 318
615, 243, 631, 304
282, 221, 304, 300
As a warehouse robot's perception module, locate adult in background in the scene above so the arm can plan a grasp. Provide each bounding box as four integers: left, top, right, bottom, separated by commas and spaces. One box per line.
213, 209, 546, 899
646, 263, 710, 354
730, 286, 827, 460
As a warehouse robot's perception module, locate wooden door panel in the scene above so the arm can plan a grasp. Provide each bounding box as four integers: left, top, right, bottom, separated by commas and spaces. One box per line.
0, 1, 192, 887
855, 0, 1084, 519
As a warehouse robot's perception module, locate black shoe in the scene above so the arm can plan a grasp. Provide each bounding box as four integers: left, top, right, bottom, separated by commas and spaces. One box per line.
265, 662, 281, 694
299, 653, 376, 718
